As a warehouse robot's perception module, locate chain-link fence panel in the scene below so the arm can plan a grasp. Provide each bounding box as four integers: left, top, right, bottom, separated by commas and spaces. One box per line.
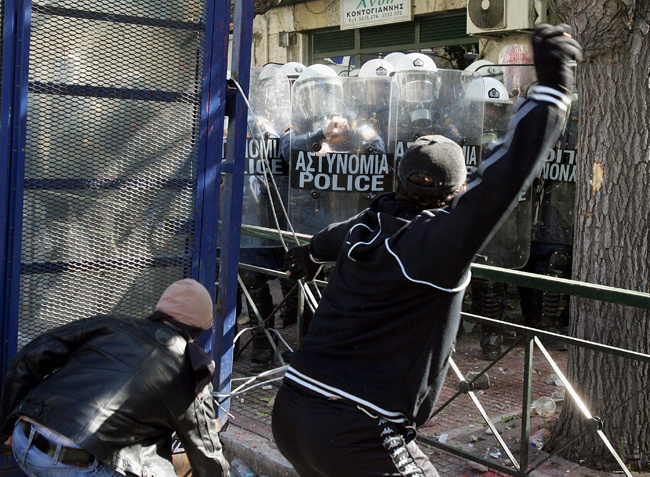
18, 0, 206, 348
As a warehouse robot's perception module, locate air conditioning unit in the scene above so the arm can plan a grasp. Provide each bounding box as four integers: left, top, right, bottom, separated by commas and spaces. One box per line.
467, 0, 549, 36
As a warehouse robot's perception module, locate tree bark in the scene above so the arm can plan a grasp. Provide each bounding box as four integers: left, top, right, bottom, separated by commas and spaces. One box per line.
548, 0, 650, 471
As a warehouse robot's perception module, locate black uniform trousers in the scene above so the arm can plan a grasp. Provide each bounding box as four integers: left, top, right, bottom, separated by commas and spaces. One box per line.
272, 380, 440, 477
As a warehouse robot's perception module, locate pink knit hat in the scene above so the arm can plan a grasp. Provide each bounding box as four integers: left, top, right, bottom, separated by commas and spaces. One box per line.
155, 279, 214, 330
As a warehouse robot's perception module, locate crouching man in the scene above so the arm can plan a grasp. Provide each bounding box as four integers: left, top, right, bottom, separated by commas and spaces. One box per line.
0, 279, 229, 477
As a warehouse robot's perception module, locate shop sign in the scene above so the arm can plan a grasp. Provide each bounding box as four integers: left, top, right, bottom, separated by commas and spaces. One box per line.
340, 0, 412, 30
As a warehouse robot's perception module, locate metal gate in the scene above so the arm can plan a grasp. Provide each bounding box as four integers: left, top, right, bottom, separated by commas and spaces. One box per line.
17, 0, 211, 349
0, 0, 250, 469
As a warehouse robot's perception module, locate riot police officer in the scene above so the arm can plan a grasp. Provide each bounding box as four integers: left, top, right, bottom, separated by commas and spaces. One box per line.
517, 92, 579, 346
351, 58, 394, 142
282, 64, 389, 236
275, 60, 312, 330
237, 65, 292, 370
461, 75, 524, 360
393, 53, 445, 140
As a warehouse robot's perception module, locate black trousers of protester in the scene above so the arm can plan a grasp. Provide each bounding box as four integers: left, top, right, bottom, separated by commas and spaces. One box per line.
272, 380, 440, 477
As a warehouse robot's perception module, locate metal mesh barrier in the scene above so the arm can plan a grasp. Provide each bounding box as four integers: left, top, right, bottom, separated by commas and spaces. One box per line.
18, 0, 206, 348
1, 0, 4, 123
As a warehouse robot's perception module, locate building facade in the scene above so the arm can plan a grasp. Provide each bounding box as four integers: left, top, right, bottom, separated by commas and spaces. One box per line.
250, 0, 558, 72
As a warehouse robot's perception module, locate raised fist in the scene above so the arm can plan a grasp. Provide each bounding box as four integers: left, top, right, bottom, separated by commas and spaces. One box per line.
532, 24, 583, 94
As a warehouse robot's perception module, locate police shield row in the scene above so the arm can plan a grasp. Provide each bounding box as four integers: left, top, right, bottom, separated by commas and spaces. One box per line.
238, 57, 516, 369
242, 55, 519, 251
238, 52, 576, 363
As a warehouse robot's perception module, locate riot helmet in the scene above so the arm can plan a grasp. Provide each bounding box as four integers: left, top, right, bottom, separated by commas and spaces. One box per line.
298, 64, 338, 79
464, 77, 513, 149
394, 52, 438, 73
464, 76, 509, 101
464, 60, 504, 83
358, 59, 394, 111
293, 64, 344, 131
359, 59, 394, 78
280, 61, 306, 83
394, 53, 441, 129
383, 52, 406, 68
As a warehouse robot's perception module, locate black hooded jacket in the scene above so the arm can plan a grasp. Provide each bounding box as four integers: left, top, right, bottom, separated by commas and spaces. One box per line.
285, 86, 571, 427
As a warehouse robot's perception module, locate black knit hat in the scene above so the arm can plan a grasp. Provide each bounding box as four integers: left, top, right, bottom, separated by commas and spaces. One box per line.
397, 135, 466, 196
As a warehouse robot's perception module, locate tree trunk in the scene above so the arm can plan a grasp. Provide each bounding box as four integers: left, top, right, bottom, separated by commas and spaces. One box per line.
548, 0, 650, 471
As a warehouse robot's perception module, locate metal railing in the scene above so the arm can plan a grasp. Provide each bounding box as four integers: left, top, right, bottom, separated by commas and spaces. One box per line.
421, 316, 650, 476
233, 224, 650, 476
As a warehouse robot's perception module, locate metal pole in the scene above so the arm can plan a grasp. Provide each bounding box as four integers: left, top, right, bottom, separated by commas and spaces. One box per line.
519, 337, 534, 473
1, 0, 30, 380
213, 0, 254, 430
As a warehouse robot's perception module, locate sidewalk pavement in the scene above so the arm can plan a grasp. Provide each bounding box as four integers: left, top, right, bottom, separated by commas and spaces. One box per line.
218, 322, 643, 477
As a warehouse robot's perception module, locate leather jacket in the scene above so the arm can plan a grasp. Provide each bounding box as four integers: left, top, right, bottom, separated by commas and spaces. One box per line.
0, 314, 229, 477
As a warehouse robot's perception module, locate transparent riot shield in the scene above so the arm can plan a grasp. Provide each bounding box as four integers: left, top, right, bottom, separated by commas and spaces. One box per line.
531, 93, 578, 247
390, 68, 483, 181
470, 64, 535, 268
287, 74, 394, 236
238, 66, 291, 247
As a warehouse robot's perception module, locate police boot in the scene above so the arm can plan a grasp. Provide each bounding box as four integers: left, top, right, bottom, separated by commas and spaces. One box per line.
480, 333, 502, 361
538, 293, 568, 351
276, 278, 299, 329
538, 250, 571, 351
477, 279, 504, 360
246, 283, 277, 371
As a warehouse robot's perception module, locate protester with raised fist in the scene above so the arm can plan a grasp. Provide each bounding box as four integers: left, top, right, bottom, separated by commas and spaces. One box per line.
273, 25, 582, 476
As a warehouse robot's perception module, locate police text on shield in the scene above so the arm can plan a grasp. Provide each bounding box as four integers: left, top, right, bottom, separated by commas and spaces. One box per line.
292, 151, 392, 192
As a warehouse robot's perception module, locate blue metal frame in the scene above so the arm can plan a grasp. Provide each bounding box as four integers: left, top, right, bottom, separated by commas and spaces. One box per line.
193, 0, 229, 308
192, 0, 253, 429
1, 0, 30, 381
0, 0, 17, 379
212, 0, 254, 429
0, 0, 31, 472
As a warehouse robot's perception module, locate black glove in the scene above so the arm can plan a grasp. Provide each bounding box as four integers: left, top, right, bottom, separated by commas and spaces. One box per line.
283, 245, 322, 281
532, 24, 583, 94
